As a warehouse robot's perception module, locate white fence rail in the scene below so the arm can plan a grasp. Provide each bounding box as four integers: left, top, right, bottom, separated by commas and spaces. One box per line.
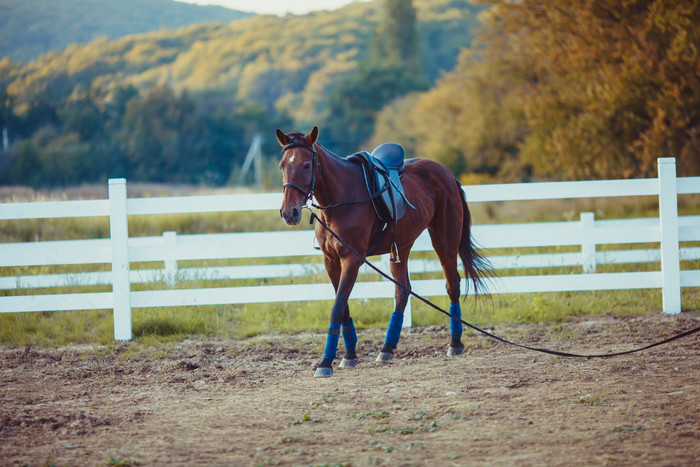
1, 157, 699, 341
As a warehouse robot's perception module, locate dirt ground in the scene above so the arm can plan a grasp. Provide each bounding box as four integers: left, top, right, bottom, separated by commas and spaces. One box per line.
1, 313, 699, 467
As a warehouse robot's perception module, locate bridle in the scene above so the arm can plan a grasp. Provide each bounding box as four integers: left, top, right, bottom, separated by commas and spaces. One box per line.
281, 141, 318, 206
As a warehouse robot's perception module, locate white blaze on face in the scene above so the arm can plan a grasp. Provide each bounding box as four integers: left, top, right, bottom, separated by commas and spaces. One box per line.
288, 154, 296, 164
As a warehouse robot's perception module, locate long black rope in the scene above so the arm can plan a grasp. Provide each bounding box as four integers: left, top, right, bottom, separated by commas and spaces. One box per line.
309, 210, 700, 359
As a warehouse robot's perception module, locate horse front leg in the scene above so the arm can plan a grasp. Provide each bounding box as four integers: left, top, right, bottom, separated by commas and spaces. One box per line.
338, 305, 358, 369
314, 256, 362, 378
322, 256, 358, 370
377, 253, 411, 362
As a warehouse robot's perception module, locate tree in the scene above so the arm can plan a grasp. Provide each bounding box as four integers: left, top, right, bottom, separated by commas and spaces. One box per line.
324, 0, 429, 155
120, 85, 193, 182
324, 60, 429, 155
106, 85, 139, 123
18, 94, 59, 139
9, 139, 43, 187
60, 97, 105, 142
372, 31, 530, 180
373, 0, 421, 72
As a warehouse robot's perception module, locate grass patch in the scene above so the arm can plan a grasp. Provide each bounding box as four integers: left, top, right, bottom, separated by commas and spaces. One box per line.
1, 286, 698, 347
0, 309, 114, 347
408, 289, 650, 328
132, 307, 212, 339
230, 298, 395, 338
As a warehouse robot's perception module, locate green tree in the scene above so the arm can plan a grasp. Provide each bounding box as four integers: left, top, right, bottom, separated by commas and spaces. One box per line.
120, 85, 193, 182
106, 85, 139, 123
9, 139, 43, 186
10, 128, 106, 187
19, 94, 59, 139
324, 60, 429, 155
373, 47, 529, 180
373, 0, 421, 72
417, 0, 483, 82
325, 0, 428, 154
60, 97, 105, 142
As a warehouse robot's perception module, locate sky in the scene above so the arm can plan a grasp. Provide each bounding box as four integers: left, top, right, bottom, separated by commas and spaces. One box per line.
178, 0, 366, 16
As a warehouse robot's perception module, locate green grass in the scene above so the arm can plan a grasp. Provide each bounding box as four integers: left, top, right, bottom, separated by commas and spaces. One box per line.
3, 285, 698, 347
0, 309, 115, 346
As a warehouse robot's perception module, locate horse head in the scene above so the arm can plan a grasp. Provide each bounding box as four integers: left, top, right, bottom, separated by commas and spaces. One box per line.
277, 127, 319, 225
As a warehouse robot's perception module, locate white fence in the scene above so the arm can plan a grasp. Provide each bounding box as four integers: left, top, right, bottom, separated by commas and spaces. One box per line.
1, 157, 699, 341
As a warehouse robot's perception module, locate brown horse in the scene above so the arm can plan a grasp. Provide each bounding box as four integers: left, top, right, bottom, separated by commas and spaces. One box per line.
277, 127, 489, 377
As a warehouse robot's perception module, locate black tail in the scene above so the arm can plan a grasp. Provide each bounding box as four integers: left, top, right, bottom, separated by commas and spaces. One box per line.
456, 179, 492, 296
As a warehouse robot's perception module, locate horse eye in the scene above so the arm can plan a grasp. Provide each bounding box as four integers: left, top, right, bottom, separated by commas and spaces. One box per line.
303, 162, 312, 170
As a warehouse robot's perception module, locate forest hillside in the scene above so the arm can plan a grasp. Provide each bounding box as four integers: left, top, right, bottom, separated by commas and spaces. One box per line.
0, 0, 481, 187
0, 0, 253, 63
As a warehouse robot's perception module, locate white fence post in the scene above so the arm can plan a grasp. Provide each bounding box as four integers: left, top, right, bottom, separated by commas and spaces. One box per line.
403, 296, 413, 329
658, 158, 681, 315
109, 178, 132, 340
163, 231, 177, 289
580, 212, 596, 273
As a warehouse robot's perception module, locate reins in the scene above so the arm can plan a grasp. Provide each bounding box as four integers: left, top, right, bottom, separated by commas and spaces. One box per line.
307, 208, 700, 359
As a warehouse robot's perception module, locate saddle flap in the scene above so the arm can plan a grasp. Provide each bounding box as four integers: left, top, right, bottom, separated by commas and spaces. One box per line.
375, 170, 406, 220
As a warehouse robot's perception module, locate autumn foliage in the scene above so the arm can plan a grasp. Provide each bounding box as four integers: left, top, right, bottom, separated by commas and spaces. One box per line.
376, 0, 700, 180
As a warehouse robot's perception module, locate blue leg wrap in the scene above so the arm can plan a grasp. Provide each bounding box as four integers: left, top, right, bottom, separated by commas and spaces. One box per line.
323, 323, 341, 362
449, 302, 463, 339
384, 311, 404, 347
342, 318, 357, 351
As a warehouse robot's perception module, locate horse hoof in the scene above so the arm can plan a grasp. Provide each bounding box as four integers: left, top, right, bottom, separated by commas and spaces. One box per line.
376, 352, 394, 362
447, 344, 465, 357
314, 367, 333, 378
338, 358, 358, 369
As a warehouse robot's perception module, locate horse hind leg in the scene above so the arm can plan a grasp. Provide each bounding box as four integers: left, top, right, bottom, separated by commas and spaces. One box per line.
376, 252, 411, 362
429, 229, 466, 357
446, 302, 465, 357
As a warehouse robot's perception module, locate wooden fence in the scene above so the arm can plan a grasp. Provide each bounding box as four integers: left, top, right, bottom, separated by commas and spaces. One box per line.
1, 157, 699, 341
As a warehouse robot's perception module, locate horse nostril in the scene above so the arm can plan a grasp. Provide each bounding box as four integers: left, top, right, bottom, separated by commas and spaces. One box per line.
292, 207, 300, 220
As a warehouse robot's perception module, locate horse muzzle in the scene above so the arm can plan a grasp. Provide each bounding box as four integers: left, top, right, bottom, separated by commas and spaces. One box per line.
280, 205, 302, 225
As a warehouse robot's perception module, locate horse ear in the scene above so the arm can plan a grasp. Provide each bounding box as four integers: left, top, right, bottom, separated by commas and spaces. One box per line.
276, 129, 291, 147
306, 126, 319, 146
